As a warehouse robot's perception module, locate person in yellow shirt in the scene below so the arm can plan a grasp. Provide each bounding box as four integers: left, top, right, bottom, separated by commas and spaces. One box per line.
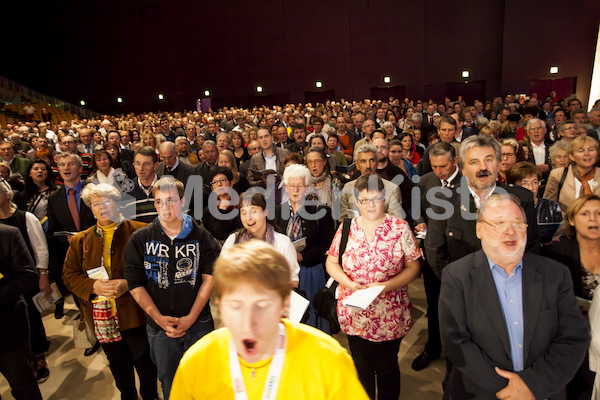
171, 240, 369, 400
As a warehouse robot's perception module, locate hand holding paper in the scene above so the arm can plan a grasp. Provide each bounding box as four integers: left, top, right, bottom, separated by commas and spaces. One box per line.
342, 286, 385, 310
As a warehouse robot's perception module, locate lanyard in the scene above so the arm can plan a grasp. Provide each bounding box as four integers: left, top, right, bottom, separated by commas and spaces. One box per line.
229, 323, 287, 400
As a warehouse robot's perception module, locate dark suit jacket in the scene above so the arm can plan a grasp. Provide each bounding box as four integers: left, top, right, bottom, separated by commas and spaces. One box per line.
120, 148, 134, 164
540, 237, 585, 297
0, 225, 39, 349
439, 250, 589, 399
424, 181, 538, 279
419, 140, 458, 176
413, 169, 462, 226
156, 160, 197, 186
47, 184, 95, 277
271, 203, 336, 268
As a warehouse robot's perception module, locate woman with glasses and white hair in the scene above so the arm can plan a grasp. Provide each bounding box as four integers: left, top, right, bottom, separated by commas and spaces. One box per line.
272, 164, 335, 332
62, 183, 158, 400
325, 174, 422, 399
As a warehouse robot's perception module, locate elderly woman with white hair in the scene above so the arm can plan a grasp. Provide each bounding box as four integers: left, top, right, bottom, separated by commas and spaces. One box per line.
62, 183, 157, 400
273, 164, 336, 333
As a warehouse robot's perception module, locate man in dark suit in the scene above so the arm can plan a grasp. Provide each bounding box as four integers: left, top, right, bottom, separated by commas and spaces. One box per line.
411, 142, 462, 371
439, 194, 588, 399
0, 226, 43, 400
419, 116, 458, 175
421, 104, 437, 136
156, 142, 196, 187
526, 118, 552, 180
424, 134, 538, 281
47, 153, 96, 333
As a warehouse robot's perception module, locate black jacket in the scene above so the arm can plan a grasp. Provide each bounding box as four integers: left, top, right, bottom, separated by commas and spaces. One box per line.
0, 225, 39, 349
271, 203, 335, 268
124, 216, 219, 330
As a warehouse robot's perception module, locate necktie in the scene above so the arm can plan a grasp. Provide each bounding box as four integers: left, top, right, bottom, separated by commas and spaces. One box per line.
441, 179, 448, 188
68, 188, 80, 231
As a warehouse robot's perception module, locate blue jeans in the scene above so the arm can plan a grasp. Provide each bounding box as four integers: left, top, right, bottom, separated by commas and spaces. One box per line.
146, 314, 214, 400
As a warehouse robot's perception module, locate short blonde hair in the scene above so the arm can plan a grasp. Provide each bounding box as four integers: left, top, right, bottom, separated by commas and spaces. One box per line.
213, 240, 292, 300
569, 135, 599, 159
565, 194, 600, 238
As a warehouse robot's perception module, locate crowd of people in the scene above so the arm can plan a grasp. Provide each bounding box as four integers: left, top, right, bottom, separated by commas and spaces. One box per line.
1, 91, 600, 399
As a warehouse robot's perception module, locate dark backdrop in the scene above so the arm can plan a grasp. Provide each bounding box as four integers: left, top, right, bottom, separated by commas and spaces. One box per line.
2, 0, 599, 113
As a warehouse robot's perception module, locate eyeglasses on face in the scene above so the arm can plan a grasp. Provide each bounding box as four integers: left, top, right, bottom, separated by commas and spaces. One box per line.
357, 197, 384, 205
480, 220, 527, 233
154, 198, 179, 207
211, 178, 229, 186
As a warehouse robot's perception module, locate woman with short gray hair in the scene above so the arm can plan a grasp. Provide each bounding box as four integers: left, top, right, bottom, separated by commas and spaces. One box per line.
63, 182, 158, 400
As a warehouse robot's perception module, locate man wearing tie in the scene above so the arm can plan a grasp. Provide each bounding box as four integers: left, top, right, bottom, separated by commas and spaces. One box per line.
77, 128, 95, 155
156, 142, 196, 187
47, 152, 96, 355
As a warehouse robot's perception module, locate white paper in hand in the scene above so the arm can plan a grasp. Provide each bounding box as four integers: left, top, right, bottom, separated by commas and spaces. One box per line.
342, 286, 385, 310
289, 291, 310, 323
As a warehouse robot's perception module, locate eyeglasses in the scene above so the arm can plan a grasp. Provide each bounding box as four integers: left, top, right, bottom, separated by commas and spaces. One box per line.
306, 159, 324, 165
357, 197, 384, 205
501, 153, 516, 158
480, 220, 527, 233
211, 178, 229, 186
154, 198, 179, 207
287, 184, 307, 190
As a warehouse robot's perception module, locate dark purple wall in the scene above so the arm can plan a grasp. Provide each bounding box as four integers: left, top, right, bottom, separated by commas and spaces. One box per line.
2, 0, 598, 113
502, 0, 599, 104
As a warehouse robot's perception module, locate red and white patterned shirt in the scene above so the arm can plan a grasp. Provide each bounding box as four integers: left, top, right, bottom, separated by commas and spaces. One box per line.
328, 215, 422, 342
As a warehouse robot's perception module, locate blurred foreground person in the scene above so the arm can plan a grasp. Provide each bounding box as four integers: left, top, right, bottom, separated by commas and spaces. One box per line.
171, 240, 368, 400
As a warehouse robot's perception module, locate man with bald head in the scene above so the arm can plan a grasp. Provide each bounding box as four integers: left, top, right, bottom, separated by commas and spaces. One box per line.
157, 141, 196, 187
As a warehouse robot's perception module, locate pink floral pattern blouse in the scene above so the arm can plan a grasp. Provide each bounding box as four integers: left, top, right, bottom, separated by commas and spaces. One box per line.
328, 215, 422, 342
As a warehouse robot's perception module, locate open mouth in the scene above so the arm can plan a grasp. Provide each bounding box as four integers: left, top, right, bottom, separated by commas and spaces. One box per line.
243, 339, 256, 353
589, 226, 599, 231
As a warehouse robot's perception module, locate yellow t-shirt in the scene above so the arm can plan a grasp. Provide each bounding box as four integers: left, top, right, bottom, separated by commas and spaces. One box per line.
100, 222, 118, 277
171, 320, 369, 400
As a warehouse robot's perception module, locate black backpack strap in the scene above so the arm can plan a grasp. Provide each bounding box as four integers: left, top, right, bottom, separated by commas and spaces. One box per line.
338, 218, 352, 265
558, 165, 569, 195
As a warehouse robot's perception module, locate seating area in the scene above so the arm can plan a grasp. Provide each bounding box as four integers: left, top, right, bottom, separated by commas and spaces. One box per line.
0, 103, 79, 126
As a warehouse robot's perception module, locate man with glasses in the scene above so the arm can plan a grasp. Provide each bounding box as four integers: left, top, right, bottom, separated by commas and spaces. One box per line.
557, 120, 578, 144
125, 176, 219, 400
526, 118, 552, 178
420, 135, 538, 371
201, 167, 242, 241
439, 194, 587, 399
